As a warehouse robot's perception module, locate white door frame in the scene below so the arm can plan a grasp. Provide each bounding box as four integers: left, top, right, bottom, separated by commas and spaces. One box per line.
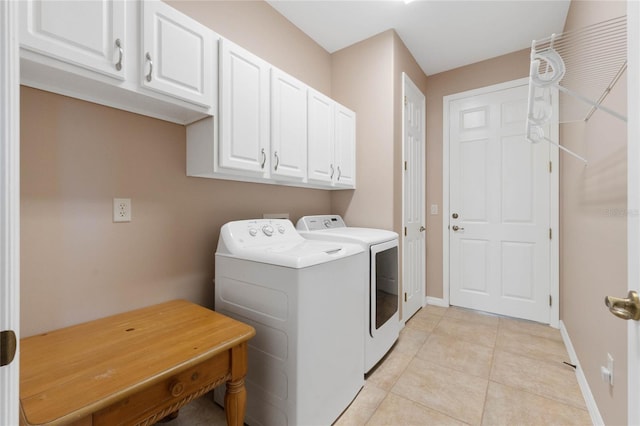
401, 72, 426, 321
442, 77, 560, 327
627, 1, 640, 423
0, 0, 21, 424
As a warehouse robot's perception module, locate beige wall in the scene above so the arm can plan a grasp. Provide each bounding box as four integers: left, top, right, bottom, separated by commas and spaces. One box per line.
424, 49, 530, 298
20, 1, 333, 337
330, 30, 396, 230
330, 30, 428, 233
560, 2, 628, 425
330, 30, 428, 320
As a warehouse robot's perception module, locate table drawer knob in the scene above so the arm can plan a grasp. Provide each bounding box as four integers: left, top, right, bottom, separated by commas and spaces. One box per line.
169, 380, 185, 397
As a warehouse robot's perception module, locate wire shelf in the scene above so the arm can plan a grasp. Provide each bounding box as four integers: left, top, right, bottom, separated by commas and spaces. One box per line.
526, 15, 627, 164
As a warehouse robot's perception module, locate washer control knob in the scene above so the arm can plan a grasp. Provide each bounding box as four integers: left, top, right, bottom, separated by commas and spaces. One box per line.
262, 225, 274, 236
323, 220, 331, 228
277, 225, 285, 234
248, 228, 258, 237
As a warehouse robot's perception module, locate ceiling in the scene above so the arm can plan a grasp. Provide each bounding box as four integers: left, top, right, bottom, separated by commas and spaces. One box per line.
266, 0, 571, 76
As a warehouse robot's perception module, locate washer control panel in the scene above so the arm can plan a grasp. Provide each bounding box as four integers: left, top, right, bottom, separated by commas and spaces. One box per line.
221, 219, 302, 251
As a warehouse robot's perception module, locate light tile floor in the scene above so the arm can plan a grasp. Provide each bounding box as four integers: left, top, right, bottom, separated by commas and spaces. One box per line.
168, 305, 591, 426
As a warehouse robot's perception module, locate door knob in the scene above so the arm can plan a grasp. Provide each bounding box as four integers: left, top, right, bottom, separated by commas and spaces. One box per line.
0, 330, 17, 366
419, 226, 426, 232
452, 225, 464, 231
605, 290, 640, 321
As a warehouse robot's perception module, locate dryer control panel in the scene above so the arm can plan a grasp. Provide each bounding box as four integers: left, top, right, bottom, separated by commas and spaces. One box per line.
296, 215, 346, 231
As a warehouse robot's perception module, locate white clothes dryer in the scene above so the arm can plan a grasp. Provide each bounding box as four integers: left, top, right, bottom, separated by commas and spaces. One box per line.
296, 215, 400, 373
214, 219, 366, 426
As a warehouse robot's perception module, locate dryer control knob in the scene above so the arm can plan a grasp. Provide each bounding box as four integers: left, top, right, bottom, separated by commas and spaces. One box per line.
248, 228, 258, 237
277, 225, 285, 234
262, 225, 274, 236
323, 220, 331, 228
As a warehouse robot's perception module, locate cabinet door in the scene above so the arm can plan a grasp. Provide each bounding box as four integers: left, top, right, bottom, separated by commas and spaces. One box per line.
271, 69, 307, 180
141, 0, 215, 108
219, 38, 270, 174
20, 0, 126, 80
334, 104, 356, 188
307, 89, 335, 184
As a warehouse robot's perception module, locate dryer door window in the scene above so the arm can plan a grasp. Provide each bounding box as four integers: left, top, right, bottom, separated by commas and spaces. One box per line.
372, 243, 398, 330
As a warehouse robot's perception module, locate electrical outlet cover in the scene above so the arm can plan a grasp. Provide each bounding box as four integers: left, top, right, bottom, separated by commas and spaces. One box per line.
113, 198, 131, 222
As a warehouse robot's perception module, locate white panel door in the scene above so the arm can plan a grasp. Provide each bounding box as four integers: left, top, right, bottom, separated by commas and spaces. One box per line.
20, 0, 126, 79
334, 104, 356, 188
449, 84, 551, 323
141, 0, 215, 107
219, 38, 270, 174
627, 2, 640, 423
271, 68, 307, 181
0, 1, 20, 423
402, 73, 426, 321
307, 89, 335, 184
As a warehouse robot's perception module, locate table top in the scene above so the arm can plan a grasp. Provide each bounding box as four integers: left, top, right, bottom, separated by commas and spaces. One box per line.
20, 299, 255, 426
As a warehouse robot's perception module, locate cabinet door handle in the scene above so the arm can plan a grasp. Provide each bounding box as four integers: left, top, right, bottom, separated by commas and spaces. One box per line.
274, 151, 279, 171
145, 52, 153, 82
260, 148, 266, 169
115, 39, 123, 71
330, 164, 335, 179
337, 166, 342, 181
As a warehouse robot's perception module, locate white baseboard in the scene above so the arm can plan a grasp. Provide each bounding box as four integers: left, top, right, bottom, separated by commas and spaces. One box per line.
560, 320, 604, 426
425, 296, 449, 308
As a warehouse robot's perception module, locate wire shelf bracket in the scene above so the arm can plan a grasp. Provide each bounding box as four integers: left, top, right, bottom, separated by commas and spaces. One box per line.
526, 15, 627, 164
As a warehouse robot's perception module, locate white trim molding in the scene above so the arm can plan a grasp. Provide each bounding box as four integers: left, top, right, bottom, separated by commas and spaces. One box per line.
425, 296, 449, 308
628, 1, 640, 424
560, 321, 604, 426
0, 0, 21, 424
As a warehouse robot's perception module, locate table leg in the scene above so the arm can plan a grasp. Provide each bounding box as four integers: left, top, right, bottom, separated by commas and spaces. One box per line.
225, 342, 249, 426
224, 377, 247, 426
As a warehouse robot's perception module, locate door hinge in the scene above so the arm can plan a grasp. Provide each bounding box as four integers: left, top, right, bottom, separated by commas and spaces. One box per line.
404, 161, 407, 171
404, 95, 407, 106
404, 227, 407, 236
549, 228, 552, 240
404, 292, 408, 302
549, 295, 553, 307
549, 161, 553, 173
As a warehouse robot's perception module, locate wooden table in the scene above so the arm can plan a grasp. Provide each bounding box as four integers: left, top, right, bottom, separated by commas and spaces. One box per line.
19, 300, 255, 426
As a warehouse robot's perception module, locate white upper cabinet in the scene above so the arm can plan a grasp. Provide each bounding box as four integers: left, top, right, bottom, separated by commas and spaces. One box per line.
141, 0, 215, 108
334, 104, 356, 188
218, 38, 270, 175
270, 68, 308, 181
20, 0, 126, 80
19, 0, 216, 124
307, 88, 356, 188
307, 88, 335, 184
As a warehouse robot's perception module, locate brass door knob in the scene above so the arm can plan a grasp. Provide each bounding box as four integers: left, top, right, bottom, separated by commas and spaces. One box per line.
605, 290, 640, 321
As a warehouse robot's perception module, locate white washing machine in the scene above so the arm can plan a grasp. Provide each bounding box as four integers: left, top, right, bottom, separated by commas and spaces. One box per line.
296, 215, 400, 373
214, 219, 366, 426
